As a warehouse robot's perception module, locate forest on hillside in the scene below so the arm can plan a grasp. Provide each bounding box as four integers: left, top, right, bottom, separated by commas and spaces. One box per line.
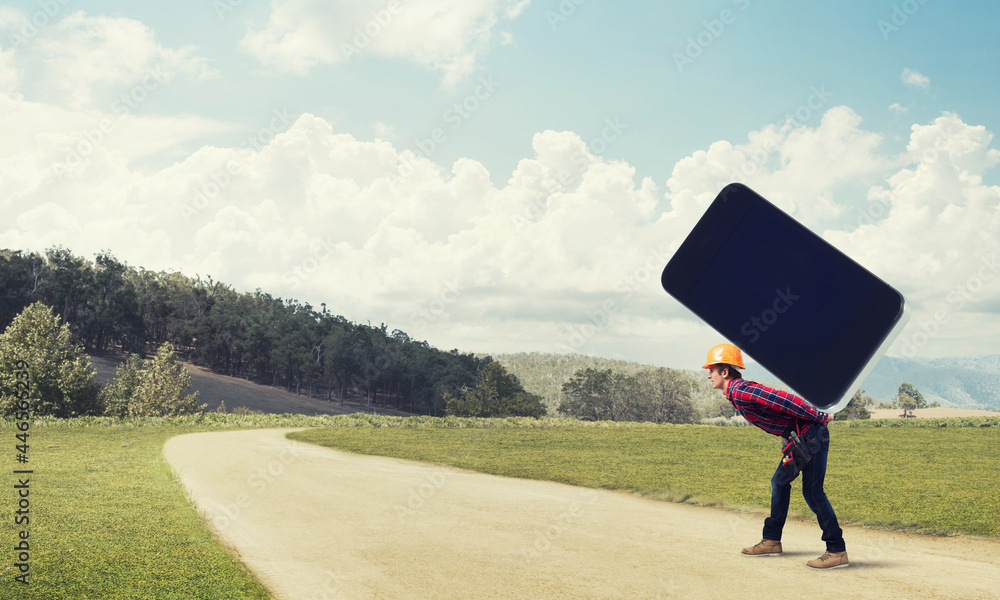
0, 247, 757, 423
0, 247, 483, 415
491, 352, 720, 415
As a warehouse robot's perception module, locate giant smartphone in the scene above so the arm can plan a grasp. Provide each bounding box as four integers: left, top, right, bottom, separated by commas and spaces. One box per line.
661, 183, 909, 412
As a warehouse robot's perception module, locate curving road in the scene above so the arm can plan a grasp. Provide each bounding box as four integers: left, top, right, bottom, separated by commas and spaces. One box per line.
163, 429, 1000, 600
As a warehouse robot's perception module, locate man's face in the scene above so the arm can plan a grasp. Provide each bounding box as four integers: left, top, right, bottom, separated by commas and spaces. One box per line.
707, 365, 727, 391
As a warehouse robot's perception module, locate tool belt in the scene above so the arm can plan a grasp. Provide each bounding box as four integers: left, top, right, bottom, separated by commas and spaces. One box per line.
780, 422, 811, 480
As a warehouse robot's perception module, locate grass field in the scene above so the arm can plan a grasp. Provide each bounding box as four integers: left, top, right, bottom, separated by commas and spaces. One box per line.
1, 414, 997, 598
0, 414, 349, 600
289, 418, 1000, 538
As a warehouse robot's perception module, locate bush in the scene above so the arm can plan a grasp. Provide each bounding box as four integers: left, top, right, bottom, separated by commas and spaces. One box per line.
0, 302, 102, 417
834, 389, 872, 421
446, 362, 546, 418
103, 343, 207, 418
102, 354, 145, 418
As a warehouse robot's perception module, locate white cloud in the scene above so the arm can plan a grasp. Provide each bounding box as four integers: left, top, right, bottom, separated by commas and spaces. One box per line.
2, 104, 999, 366
372, 121, 396, 141
0, 110, 669, 357
0, 6, 28, 34
0, 13, 236, 173
664, 106, 888, 225
5, 11, 217, 109
901, 67, 931, 90
907, 112, 1000, 175
240, 0, 526, 86
0, 47, 16, 94
889, 102, 907, 115
0, 92, 237, 177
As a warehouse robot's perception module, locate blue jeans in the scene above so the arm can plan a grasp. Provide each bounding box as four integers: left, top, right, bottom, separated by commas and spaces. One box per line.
762, 424, 846, 552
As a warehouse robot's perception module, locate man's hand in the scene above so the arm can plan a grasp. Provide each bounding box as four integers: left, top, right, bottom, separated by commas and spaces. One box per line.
821, 412, 833, 425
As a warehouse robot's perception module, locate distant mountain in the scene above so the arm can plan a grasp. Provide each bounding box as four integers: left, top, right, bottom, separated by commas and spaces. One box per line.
487, 352, 1000, 413
858, 354, 1000, 410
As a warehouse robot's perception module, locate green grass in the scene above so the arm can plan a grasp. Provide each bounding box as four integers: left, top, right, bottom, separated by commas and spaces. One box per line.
289, 420, 1000, 537
0, 413, 359, 599
837, 415, 1000, 428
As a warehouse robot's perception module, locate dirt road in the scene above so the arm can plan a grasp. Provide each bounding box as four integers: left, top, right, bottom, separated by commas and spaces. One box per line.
163, 429, 1000, 600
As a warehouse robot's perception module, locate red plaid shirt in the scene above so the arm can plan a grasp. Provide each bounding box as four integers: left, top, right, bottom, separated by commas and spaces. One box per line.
726, 378, 827, 438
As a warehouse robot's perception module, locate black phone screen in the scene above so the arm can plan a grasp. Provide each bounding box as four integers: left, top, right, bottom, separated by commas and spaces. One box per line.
661, 184, 908, 411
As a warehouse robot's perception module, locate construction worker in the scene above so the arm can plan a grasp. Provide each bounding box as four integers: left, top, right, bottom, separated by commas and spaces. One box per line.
703, 343, 848, 570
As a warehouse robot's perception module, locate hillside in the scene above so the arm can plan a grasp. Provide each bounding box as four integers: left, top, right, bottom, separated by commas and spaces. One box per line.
487, 352, 720, 416
857, 354, 1000, 410
89, 354, 414, 417
2, 247, 484, 417
491, 352, 1000, 413
86, 349, 1000, 418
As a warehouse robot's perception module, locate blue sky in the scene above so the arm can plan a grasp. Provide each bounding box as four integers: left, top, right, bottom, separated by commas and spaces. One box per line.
1, 0, 999, 370
33, 0, 990, 186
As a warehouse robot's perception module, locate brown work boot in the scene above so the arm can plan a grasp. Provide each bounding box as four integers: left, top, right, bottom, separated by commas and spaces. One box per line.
741, 539, 782, 556
806, 550, 849, 569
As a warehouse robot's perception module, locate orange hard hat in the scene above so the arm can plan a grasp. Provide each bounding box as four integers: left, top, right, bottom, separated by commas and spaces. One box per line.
702, 343, 745, 369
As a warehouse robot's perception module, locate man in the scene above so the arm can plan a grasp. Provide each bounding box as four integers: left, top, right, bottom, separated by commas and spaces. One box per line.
703, 343, 848, 570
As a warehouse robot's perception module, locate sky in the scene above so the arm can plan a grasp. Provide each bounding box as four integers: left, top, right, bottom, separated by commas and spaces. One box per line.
1, 0, 999, 372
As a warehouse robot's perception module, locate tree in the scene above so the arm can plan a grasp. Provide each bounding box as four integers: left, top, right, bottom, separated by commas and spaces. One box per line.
892, 382, 925, 418
501, 390, 548, 418
0, 302, 102, 417
835, 389, 872, 420
323, 321, 355, 405
101, 354, 145, 418
559, 368, 614, 420
84, 252, 143, 353
632, 368, 699, 424
560, 367, 698, 423
897, 382, 926, 409
446, 361, 545, 418
127, 343, 206, 417
41, 246, 93, 333
897, 392, 918, 418
0, 249, 46, 329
